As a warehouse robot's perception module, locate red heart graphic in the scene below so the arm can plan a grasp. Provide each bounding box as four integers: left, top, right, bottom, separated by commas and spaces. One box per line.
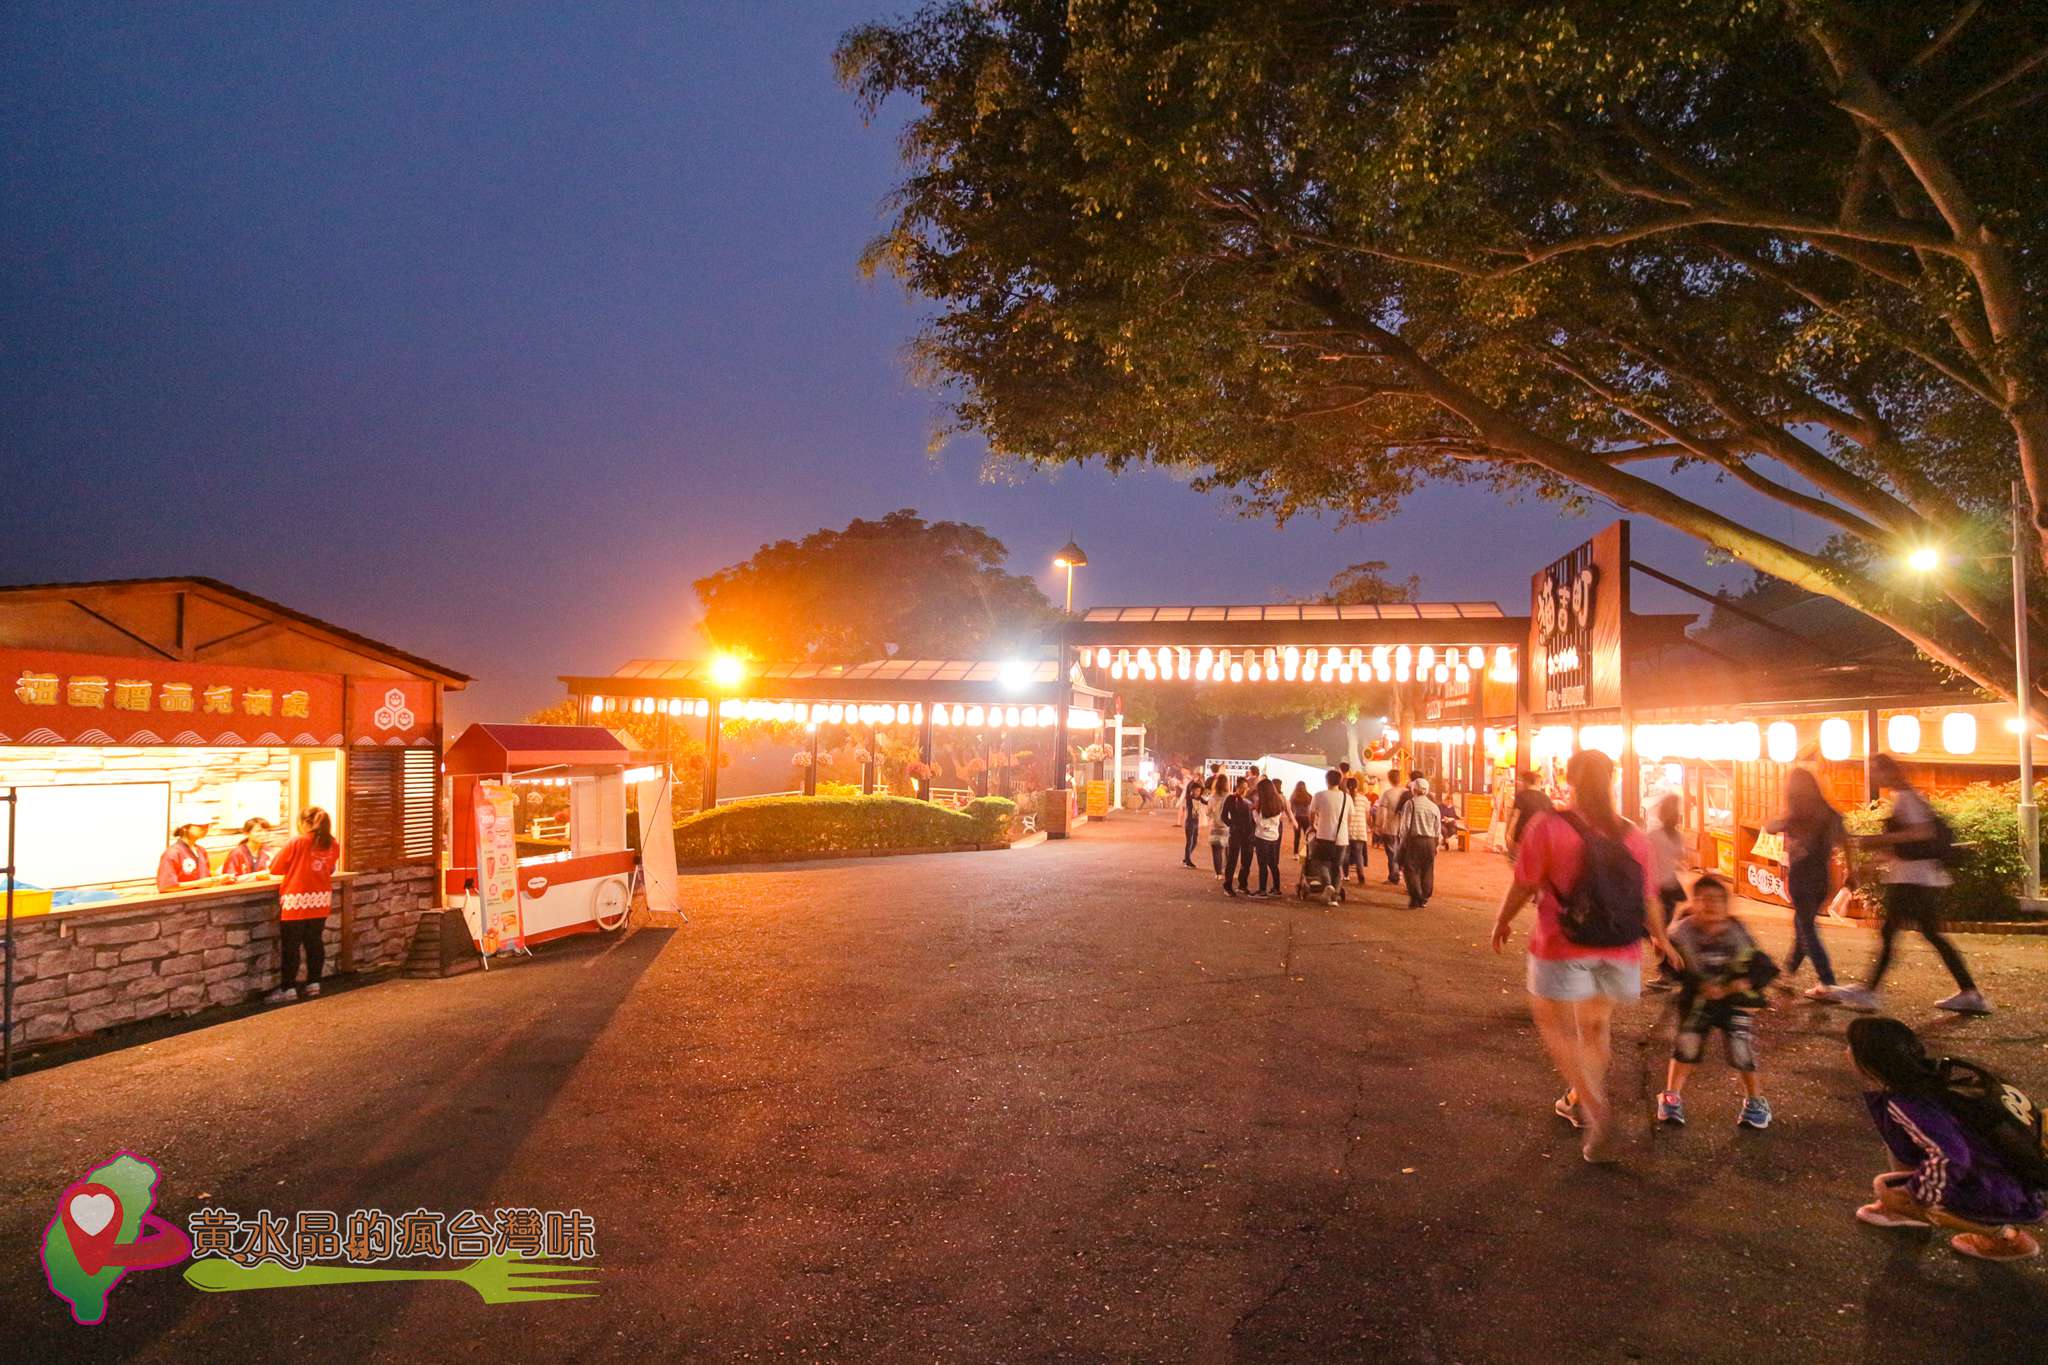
60, 1183, 124, 1275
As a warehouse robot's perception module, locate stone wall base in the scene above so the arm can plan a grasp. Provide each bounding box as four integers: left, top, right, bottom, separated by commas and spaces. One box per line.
4, 866, 439, 1049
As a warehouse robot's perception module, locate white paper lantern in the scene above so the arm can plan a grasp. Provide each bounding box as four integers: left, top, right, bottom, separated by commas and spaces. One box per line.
1887, 714, 1920, 754
1942, 711, 1977, 755
1819, 717, 1851, 762
1734, 721, 1762, 763
1766, 721, 1797, 764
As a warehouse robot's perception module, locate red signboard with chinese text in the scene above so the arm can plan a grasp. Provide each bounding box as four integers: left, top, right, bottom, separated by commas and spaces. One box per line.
346, 677, 436, 748
1527, 521, 1629, 715
0, 648, 344, 747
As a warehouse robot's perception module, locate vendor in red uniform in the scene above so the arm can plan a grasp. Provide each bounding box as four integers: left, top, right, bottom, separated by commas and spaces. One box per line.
267, 806, 341, 1003
221, 817, 274, 880
155, 818, 218, 893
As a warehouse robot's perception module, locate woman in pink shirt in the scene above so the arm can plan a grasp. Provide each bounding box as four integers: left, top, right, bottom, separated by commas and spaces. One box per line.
1490, 750, 1679, 1162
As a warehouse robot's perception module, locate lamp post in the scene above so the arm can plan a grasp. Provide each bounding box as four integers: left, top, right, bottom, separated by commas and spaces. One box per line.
2013, 481, 2040, 902
1909, 480, 2039, 900
704, 652, 745, 813
1052, 539, 1088, 803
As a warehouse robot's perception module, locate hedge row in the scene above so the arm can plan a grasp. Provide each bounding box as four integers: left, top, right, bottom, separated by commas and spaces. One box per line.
673, 794, 1014, 865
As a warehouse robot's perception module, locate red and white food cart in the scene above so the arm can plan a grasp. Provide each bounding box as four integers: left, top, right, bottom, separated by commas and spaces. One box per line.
443, 724, 652, 945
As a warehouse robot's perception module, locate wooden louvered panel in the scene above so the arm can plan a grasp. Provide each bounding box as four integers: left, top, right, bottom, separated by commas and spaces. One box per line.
400, 749, 437, 862
346, 749, 399, 869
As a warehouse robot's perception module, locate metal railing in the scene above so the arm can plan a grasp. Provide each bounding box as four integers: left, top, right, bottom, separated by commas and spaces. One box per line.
715, 789, 803, 806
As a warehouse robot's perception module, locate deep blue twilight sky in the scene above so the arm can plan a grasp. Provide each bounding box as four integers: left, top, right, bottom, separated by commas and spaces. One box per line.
3, 3, 1798, 724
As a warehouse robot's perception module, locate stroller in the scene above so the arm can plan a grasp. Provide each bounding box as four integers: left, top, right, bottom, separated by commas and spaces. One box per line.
1296, 841, 1349, 907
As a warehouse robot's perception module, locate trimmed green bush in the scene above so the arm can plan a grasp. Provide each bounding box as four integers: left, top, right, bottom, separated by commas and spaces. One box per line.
1844, 781, 2047, 921
673, 794, 993, 865
963, 795, 1016, 842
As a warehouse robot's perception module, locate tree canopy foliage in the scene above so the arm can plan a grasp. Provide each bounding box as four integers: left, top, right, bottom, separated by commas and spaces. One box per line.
694, 509, 1053, 663
839, 0, 2048, 715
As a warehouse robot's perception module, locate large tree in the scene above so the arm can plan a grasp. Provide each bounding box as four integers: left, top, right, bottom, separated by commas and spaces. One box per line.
838, 0, 2048, 717
695, 509, 1054, 663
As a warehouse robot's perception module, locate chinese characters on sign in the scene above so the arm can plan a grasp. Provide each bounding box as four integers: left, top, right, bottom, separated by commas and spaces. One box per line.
474, 780, 527, 956
185, 1206, 597, 1268
13, 672, 311, 721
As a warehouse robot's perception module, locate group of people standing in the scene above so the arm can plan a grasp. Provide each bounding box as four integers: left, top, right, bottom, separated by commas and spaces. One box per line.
1178, 763, 1455, 908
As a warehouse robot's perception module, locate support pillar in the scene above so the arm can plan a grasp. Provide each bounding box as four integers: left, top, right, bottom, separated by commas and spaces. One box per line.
918, 709, 935, 802
1111, 714, 1124, 812
703, 705, 720, 812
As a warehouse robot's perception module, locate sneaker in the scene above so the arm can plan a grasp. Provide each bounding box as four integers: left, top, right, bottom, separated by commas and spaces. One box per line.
303, 982, 321, 998
1554, 1093, 1584, 1128
1645, 977, 1676, 994
1738, 1096, 1773, 1130
1834, 985, 1881, 1012
1857, 1202, 1931, 1229
1802, 984, 1837, 1002
264, 988, 299, 1005
1934, 989, 1993, 1015
1951, 1228, 2041, 1261
1656, 1091, 1686, 1126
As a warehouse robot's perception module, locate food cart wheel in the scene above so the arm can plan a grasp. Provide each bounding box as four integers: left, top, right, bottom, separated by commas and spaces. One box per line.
593, 876, 631, 932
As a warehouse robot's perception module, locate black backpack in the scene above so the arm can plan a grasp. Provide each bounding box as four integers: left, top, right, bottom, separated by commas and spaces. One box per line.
1937, 1057, 2048, 1192
1890, 799, 1964, 868
1550, 811, 1648, 948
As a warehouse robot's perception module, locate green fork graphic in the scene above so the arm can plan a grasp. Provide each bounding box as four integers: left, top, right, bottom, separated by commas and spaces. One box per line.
184, 1252, 597, 1304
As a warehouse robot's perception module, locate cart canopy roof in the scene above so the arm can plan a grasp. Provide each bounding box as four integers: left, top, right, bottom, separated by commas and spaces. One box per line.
444, 723, 633, 775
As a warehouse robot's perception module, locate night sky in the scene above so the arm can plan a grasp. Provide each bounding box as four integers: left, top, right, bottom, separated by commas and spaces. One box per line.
3, 3, 1794, 725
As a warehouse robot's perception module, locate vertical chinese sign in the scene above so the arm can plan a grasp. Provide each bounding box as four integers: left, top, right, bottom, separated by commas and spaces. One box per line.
472, 780, 526, 956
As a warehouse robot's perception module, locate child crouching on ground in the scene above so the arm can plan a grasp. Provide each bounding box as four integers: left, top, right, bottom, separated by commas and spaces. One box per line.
1847, 1016, 2047, 1261
1658, 874, 1778, 1130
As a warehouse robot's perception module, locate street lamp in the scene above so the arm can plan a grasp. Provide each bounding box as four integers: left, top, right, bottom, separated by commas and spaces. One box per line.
1053, 538, 1089, 613
1051, 538, 1088, 814
1906, 480, 2039, 900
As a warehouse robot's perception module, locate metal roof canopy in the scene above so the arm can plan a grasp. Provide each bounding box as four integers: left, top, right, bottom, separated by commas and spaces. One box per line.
560, 658, 1107, 707
1069, 602, 1524, 649
444, 723, 639, 775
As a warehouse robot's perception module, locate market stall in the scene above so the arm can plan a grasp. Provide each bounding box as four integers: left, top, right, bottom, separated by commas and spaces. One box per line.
0, 578, 464, 1056
442, 724, 663, 947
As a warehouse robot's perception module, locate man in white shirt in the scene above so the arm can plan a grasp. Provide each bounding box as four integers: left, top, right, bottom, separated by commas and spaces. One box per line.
1400, 777, 1443, 908
1306, 768, 1353, 895
1376, 770, 1409, 884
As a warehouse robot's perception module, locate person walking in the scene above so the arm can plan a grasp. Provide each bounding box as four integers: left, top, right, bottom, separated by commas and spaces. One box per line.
1343, 776, 1374, 886
1253, 777, 1287, 897
1305, 768, 1354, 901
1489, 749, 1680, 1163
1180, 775, 1205, 868
1376, 770, 1408, 884
1765, 768, 1847, 1001
1838, 756, 1989, 1015
1505, 769, 1552, 859
1644, 793, 1690, 993
1399, 777, 1443, 908
1206, 773, 1231, 877
1288, 781, 1314, 858
1221, 777, 1257, 897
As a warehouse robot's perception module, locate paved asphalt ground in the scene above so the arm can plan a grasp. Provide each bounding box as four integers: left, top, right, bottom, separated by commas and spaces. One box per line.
8, 812, 2048, 1362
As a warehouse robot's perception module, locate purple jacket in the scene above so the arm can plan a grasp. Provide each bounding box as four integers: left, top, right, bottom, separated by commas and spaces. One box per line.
1865, 1091, 2046, 1226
